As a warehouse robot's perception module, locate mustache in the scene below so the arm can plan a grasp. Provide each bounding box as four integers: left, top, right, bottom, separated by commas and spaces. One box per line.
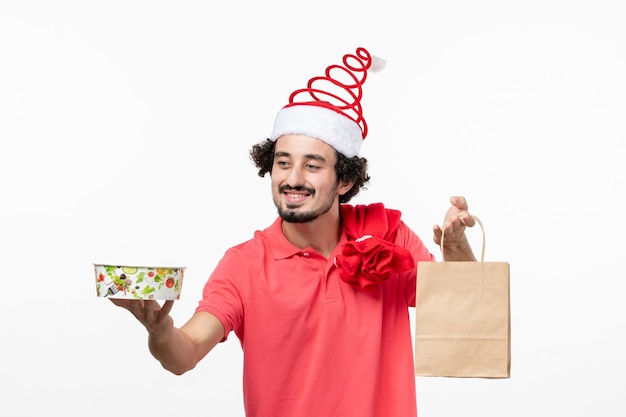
279, 185, 315, 195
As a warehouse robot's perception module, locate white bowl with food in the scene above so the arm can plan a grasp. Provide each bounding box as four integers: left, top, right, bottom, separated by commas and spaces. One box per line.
94, 264, 185, 300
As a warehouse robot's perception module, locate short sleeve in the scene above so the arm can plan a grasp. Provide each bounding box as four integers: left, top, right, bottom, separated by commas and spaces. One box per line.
195, 249, 248, 342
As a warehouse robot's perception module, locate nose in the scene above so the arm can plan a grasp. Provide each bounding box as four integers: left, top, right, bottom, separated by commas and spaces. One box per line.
285, 165, 305, 188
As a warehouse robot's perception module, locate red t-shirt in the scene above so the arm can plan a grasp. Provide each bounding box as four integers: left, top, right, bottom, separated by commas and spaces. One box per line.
196, 207, 434, 417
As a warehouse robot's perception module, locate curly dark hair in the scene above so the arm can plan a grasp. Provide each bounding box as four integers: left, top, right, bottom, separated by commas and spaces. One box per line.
249, 138, 370, 204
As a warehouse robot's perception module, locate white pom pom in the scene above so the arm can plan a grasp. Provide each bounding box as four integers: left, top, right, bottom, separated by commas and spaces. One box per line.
369, 55, 387, 73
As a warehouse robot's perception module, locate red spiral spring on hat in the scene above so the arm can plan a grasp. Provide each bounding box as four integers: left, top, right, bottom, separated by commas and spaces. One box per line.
287, 47, 372, 139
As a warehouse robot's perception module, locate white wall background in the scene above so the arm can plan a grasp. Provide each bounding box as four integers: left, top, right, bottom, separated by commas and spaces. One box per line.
1, 1, 624, 416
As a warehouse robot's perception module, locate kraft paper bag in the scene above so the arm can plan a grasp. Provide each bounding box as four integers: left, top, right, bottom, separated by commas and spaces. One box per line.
414, 216, 510, 378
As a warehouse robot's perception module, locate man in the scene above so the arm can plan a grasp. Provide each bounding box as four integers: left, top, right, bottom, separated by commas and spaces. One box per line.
111, 47, 476, 417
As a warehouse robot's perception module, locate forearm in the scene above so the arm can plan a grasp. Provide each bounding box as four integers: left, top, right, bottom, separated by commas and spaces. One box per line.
148, 322, 199, 375
148, 311, 224, 375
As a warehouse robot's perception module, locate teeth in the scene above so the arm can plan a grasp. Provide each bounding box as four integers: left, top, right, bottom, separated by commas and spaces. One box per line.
287, 193, 305, 199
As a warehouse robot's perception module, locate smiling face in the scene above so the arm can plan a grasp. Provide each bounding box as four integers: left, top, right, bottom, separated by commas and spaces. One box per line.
271, 134, 353, 223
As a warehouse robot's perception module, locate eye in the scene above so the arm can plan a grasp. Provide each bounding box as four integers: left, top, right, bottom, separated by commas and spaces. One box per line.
306, 164, 320, 170
275, 159, 290, 168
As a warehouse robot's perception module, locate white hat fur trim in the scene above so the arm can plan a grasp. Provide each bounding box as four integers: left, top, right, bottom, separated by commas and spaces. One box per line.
270, 104, 363, 158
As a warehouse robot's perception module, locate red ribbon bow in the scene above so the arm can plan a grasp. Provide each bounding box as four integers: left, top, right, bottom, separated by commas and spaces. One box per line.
335, 203, 415, 289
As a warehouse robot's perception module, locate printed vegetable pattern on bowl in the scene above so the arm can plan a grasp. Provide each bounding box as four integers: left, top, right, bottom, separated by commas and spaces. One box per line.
94, 264, 185, 300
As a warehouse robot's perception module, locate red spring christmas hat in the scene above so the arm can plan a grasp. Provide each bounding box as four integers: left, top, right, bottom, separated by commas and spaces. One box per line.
270, 47, 385, 157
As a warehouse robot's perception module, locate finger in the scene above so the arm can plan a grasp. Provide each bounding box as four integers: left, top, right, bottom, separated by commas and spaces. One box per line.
454, 216, 467, 235
458, 213, 475, 227
110, 298, 124, 307
443, 215, 465, 239
432, 224, 443, 245
143, 299, 163, 317
450, 195, 468, 211
110, 298, 141, 311
445, 215, 462, 231
110, 298, 147, 322
159, 300, 175, 320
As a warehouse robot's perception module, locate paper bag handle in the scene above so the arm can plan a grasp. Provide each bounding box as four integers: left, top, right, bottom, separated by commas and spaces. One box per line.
441, 215, 486, 262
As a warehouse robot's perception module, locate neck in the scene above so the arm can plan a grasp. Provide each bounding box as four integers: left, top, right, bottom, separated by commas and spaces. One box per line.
281, 208, 342, 258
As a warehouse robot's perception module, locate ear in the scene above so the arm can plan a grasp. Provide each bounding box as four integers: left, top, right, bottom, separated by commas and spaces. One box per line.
337, 179, 355, 197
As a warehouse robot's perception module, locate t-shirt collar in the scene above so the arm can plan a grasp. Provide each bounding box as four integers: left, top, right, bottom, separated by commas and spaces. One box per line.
262, 216, 347, 260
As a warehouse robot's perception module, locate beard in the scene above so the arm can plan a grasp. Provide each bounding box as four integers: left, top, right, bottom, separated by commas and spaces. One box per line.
275, 184, 337, 223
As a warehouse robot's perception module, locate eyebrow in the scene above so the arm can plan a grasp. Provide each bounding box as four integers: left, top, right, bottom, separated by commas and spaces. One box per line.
274, 151, 328, 163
